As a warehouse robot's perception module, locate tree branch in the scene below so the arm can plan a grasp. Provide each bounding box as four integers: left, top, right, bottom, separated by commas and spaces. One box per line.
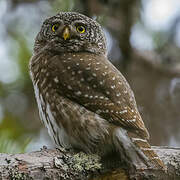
0, 146, 180, 179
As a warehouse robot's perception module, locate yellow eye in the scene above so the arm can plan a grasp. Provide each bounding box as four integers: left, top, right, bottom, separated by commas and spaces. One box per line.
76, 25, 86, 34
52, 24, 59, 32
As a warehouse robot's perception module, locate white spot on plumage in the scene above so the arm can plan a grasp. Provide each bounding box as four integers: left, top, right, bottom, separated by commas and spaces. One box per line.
132, 138, 147, 143
76, 63, 79, 66
102, 72, 107, 76
92, 73, 97, 77
124, 90, 127, 94
130, 97, 133, 102
80, 78, 84, 82
78, 70, 82, 74
106, 91, 110, 95
100, 96, 104, 99
46, 92, 49, 98
80, 58, 83, 61
105, 66, 108, 69
116, 93, 121, 97
68, 57, 71, 60
84, 94, 89, 98
96, 109, 101, 114
93, 84, 97, 88
152, 157, 160, 160
127, 119, 136, 122
67, 85, 72, 90
86, 67, 91, 70
120, 110, 127, 114
54, 77, 59, 83
72, 71, 75, 75
131, 109, 134, 113
111, 85, 116, 89
112, 77, 115, 80
75, 91, 82, 96
100, 81, 104, 85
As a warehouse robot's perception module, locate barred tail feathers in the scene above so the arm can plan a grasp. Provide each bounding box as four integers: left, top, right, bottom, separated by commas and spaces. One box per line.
113, 128, 166, 170
131, 137, 166, 170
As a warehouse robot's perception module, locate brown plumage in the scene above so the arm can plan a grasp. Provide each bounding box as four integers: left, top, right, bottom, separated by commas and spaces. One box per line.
29, 12, 166, 170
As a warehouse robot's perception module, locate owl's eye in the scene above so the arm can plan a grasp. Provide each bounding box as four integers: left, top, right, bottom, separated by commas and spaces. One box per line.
76, 25, 86, 34
52, 24, 59, 32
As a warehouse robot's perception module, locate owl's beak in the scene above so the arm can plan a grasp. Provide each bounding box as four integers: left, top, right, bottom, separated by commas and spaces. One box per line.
62, 27, 70, 40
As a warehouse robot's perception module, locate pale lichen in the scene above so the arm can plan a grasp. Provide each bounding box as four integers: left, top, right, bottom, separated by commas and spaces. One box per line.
71, 152, 101, 172
54, 156, 69, 171
8, 167, 31, 180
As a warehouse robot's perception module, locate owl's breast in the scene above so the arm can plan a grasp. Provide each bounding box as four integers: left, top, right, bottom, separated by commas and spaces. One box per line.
46, 52, 96, 98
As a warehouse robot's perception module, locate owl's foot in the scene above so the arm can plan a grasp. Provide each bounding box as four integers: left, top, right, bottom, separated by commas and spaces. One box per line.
56, 146, 81, 154
56, 146, 71, 153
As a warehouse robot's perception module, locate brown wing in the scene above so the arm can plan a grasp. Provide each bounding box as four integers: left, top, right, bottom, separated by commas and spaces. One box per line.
49, 52, 149, 139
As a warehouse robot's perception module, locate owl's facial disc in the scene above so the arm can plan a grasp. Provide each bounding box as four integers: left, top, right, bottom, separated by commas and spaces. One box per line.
34, 12, 107, 55
51, 21, 87, 42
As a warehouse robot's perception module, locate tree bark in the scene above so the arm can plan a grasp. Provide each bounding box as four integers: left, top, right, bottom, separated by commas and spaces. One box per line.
0, 146, 180, 180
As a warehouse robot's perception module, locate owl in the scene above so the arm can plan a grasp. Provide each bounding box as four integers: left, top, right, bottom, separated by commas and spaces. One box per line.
29, 12, 165, 170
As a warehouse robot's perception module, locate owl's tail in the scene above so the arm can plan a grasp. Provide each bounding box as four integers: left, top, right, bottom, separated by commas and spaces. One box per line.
131, 136, 166, 170
113, 128, 166, 171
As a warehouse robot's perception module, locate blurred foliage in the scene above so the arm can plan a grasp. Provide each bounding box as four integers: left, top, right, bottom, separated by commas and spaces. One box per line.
52, 0, 75, 12
0, 0, 180, 153
0, 112, 31, 153
0, 134, 31, 153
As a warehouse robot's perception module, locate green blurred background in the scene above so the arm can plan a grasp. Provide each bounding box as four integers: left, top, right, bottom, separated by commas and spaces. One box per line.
0, 0, 180, 153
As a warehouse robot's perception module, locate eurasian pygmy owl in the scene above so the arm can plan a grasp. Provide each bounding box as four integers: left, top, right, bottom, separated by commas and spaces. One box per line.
29, 12, 165, 170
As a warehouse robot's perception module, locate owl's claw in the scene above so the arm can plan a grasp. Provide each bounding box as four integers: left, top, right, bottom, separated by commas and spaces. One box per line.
56, 146, 77, 153
56, 147, 68, 153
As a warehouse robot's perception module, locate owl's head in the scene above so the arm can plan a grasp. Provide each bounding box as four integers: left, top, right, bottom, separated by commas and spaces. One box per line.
34, 12, 107, 56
